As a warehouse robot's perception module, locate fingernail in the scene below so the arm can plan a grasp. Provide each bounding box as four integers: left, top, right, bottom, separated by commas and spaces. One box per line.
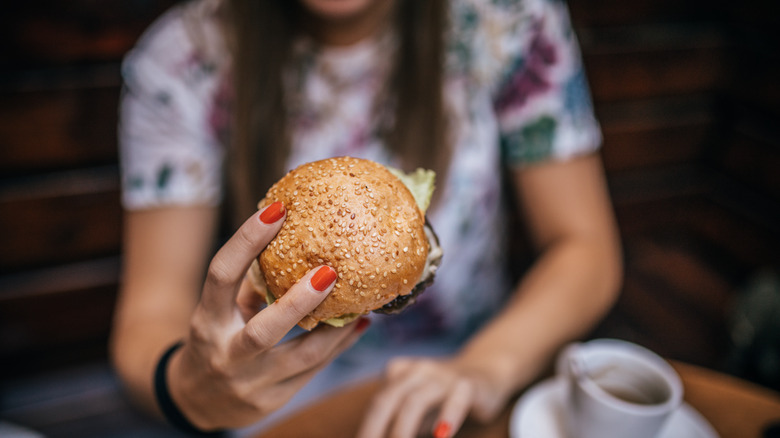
433, 421, 451, 438
310, 266, 337, 292
356, 317, 370, 332
259, 202, 285, 224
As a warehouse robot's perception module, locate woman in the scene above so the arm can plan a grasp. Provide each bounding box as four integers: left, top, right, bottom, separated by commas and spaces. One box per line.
110, 0, 623, 437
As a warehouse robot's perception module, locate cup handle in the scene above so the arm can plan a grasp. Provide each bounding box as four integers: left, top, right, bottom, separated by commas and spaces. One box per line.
556, 342, 584, 381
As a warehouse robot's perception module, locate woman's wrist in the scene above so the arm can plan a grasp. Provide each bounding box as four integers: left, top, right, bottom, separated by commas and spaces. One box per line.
154, 341, 225, 436
453, 332, 548, 400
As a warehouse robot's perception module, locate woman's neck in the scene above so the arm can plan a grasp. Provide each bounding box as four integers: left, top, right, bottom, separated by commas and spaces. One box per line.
299, 0, 396, 47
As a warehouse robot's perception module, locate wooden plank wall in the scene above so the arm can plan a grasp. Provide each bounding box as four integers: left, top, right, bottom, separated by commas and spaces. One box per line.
0, 0, 178, 376
570, 0, 780, 375
1, 0, 778, 384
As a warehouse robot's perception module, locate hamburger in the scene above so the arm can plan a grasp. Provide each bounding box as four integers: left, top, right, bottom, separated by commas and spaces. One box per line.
250, 156, 442, 330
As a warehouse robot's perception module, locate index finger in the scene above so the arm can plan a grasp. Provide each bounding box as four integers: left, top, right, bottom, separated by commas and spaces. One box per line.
231, 265, 338, 357
200, 202, 286, 322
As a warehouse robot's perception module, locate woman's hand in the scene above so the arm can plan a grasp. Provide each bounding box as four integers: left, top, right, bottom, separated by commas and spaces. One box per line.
357, 356, 511, 438
165, 202, 368, 431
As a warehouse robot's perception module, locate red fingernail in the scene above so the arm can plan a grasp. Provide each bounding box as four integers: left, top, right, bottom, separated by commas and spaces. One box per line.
310, 266, 337, 292
433, 421, 451, 438
259, 202, 285, 224
356, 317, 370, 332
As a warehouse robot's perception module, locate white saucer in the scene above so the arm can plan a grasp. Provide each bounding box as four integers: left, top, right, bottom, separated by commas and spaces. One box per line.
509, 377, 719, 438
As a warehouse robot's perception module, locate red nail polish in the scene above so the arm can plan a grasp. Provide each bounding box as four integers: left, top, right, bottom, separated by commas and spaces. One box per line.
355, 317, 370, 332
433, 421, 451, 438
310, 266, 337, 292
259, 202, 285, 224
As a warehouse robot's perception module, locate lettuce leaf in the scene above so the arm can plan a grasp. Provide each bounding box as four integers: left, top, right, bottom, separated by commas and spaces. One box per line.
386, 167, 436, 214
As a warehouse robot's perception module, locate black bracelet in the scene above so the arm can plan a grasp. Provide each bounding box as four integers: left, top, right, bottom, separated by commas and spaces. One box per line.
154, 341, 225, 437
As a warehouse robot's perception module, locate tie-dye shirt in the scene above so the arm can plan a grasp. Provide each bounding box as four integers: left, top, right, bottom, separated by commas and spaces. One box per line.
119, 0, 601, 348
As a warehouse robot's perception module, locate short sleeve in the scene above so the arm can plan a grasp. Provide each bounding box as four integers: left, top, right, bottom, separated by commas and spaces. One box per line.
492, 0, 601, 166
118, 2, 227, 210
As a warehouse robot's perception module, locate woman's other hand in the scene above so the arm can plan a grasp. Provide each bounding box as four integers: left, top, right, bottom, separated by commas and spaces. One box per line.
357, 356, 510, 438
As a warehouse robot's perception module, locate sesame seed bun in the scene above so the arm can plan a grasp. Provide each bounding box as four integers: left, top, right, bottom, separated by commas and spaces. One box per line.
254, 157, 430, 330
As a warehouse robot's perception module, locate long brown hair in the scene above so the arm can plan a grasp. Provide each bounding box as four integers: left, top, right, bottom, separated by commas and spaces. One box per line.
221, 0, 448, 221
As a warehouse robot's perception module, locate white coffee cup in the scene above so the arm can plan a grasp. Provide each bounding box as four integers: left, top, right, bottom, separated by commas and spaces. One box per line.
556, 339, 683, 438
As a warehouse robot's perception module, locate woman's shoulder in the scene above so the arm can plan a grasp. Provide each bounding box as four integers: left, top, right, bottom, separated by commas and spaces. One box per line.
446, 0, 549, 82
124, 0, 227, 78
448, 0, 547, 37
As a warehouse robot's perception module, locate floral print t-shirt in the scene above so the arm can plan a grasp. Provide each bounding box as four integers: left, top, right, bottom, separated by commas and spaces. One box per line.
119, 0, 601, 350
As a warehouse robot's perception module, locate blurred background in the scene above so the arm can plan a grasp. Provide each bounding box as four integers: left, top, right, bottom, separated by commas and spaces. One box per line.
1, 0, 778, 436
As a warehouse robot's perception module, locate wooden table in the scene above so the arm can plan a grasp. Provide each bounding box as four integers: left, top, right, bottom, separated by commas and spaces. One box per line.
256, 362, 780, 438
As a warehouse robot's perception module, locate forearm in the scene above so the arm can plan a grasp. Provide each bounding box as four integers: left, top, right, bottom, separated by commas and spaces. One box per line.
456, 234, 622, 395
109, 206, 218, 415
109, 288, 196, 415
